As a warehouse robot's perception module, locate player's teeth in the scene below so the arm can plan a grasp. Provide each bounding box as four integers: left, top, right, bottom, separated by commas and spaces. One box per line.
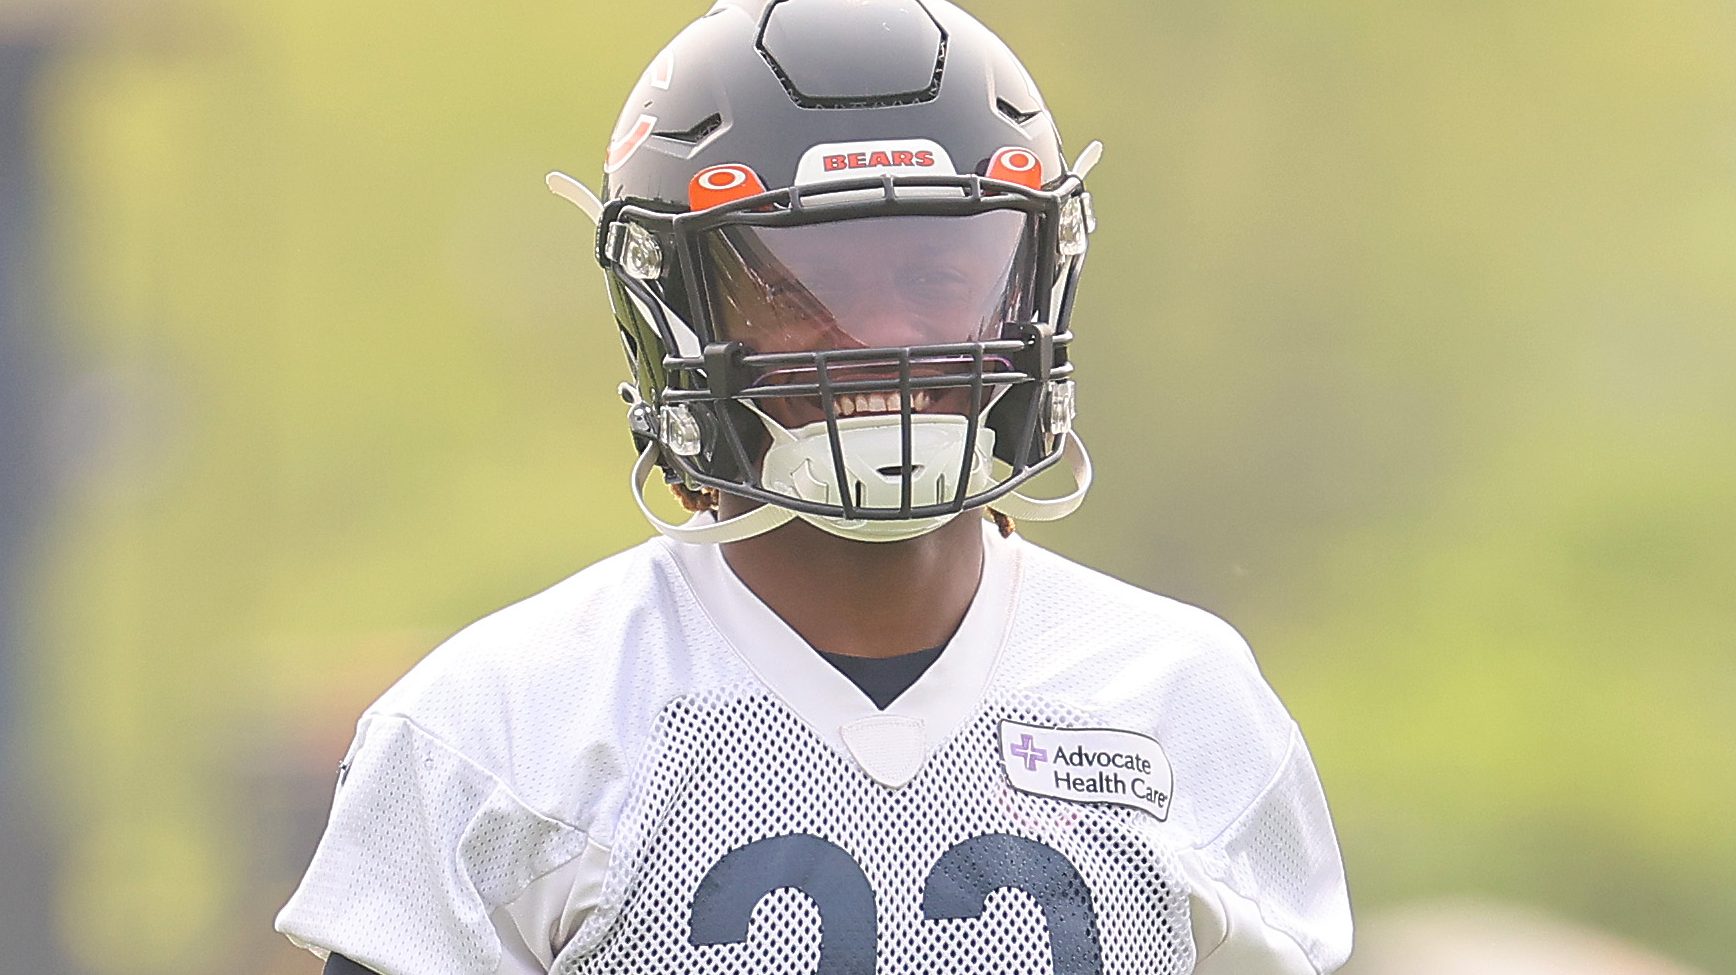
913, 391, 930, 411
872, 393, 890, 413
839, 397, 856, 416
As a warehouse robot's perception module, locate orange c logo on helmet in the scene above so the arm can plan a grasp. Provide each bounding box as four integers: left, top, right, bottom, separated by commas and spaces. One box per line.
986, 147, 1044, 189
689, 164, 769, 210
605, 115, 657, 174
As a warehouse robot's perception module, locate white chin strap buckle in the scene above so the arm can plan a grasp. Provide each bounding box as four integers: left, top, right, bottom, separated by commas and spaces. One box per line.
760, 413, 995, 542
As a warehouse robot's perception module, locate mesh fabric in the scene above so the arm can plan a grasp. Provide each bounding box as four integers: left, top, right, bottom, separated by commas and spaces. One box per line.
556, 689, 1192, 975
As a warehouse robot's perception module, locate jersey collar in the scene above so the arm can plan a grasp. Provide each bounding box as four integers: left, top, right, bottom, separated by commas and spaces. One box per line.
662, 519, 1025, 787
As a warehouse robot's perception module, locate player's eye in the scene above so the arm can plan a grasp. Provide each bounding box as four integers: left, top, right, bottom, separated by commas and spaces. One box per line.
903, 267, 973, 304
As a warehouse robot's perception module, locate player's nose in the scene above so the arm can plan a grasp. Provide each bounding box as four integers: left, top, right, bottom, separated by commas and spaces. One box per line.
851, 301, 936, 348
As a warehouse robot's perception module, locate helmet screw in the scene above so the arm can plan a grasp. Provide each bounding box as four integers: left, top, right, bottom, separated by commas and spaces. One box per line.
660, 403, 704, 457
1047, 379, 1077, 436
607, 221, 665, 280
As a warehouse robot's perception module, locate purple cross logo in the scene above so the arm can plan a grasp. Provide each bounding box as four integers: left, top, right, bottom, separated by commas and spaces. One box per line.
1009, 733, 1049, 771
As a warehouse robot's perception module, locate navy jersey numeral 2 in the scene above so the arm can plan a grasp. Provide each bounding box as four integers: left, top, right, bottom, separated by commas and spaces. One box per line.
689, 833, 1103, 974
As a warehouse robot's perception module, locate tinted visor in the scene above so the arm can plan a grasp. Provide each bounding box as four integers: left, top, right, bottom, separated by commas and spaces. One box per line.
700, 211, 1038, 356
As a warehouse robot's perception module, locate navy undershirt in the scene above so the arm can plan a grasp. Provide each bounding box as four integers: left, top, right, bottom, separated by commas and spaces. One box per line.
814, 645, 945, 709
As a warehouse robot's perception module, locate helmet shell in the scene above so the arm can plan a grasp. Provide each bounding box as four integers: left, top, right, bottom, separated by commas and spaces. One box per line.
600, 0, 1067, 206
590, 0, 1093, 537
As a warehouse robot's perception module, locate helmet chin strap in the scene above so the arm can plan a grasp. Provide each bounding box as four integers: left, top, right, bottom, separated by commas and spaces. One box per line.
629, 429, 1094, 546
756, 409, 996, 518
791, 508, 963, 543
988, 430, 1093, 523
630, 442, 795, 545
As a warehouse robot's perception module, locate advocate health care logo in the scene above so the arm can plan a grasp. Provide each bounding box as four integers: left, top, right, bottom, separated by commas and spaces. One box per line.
998, 720, 1174, 821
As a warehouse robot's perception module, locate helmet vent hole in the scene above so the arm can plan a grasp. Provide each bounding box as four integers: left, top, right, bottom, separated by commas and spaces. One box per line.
996, 97, 1040, 125
653, 113, 723, 145
758, 0, 946, 109
876, 464, 919, 479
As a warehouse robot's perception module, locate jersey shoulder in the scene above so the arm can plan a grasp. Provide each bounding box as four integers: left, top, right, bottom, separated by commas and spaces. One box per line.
1004, 539, 1300, 842
1010, 538, 1259, 672
354, 536, 748, 820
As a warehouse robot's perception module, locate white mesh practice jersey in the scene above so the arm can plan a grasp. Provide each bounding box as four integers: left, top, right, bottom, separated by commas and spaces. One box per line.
277, 523, 1352, 975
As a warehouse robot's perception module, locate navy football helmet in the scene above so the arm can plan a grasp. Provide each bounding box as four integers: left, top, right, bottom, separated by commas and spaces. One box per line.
552, 0, 1098, 543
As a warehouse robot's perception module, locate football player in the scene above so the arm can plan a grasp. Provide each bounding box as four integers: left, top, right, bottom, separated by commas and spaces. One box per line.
278, 1, 1353, 973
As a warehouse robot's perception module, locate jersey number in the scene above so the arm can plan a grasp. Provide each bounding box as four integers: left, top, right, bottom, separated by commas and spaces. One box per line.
689, 833, 1103, 975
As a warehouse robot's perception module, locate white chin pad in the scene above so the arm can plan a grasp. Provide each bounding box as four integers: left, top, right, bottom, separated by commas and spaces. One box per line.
762, 413, 996, 521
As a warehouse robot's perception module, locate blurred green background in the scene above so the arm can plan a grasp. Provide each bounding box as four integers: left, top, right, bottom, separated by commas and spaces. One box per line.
1, 1, 1732, 973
